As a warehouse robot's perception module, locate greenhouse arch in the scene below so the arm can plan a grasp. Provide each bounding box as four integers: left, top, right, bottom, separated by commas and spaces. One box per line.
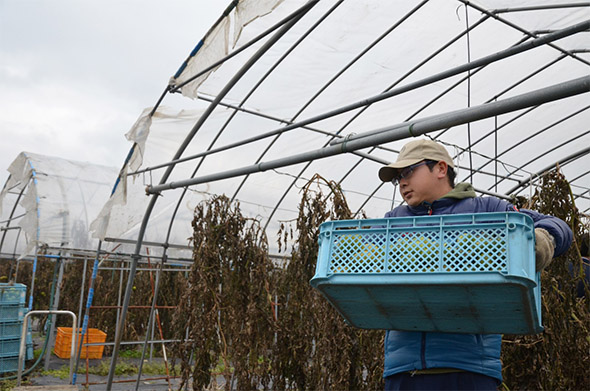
4, 1, 588, 389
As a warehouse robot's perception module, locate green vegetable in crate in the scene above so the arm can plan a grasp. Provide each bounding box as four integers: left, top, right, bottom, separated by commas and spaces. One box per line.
332, 233, 384, 273
394, 234, 439, 272
354, 241, 384, 273
454, 233, 503, 271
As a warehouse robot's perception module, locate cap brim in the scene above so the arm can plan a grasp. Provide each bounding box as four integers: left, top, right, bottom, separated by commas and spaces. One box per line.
378, 158, 423, 182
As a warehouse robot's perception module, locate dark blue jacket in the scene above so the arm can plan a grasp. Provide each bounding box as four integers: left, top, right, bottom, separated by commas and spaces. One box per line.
383, 183, 572, 381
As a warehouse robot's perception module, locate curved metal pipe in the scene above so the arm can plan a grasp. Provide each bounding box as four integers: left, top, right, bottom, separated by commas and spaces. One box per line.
465, 105, 590, 186
148, 76, 590, 193
0, 177, 29, 281
255, 2, 460, 229
18, 310, 77, 386
171, 0, 312, 92
159, 0, 323, 248
265, 46, 566, 229
464, 1, 590, 67
490, 129, 590, 191
230, 0, 346, 202
214, 19, 590, 153
504, 145, 590, 196
105, 2, 319, 388
128, 15, 588, 180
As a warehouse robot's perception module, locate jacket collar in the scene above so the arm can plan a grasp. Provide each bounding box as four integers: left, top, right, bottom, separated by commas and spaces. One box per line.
408, 198, 455, 215
407, 182, 476, 215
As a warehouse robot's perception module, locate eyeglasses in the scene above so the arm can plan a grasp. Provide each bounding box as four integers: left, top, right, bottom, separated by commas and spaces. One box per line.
391, 161, 430, 186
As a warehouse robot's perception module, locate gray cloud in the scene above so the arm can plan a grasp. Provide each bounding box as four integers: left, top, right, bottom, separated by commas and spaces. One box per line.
0, 0, 227, 185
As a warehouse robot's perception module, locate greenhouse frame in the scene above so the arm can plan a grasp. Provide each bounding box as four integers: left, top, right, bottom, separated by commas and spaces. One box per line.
1, 0, 589, 389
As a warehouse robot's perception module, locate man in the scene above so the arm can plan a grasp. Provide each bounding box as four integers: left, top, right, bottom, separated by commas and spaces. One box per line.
378, 139, 572, 391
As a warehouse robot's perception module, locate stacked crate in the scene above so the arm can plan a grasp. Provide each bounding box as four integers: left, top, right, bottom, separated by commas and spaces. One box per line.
0, 283, 33, 374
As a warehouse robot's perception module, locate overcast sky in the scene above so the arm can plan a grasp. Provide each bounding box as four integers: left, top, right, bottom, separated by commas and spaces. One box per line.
0, 0, 228, 186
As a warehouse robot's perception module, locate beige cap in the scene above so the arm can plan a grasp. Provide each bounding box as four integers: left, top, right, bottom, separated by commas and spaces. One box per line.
378, 139, 454, 182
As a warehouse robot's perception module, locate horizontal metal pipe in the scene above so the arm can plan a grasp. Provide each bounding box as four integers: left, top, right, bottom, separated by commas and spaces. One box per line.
86, 376, 180, 386
0, 226, 22, 231
140, 19, 590, 179
84, 339, 189, 347
0, 253, 193, 266
148, 75, 590, 194
96, 266, 190, 272
472, 187, 512, 200
505, 145, 590, 196
493, 3, 590, 13
332, 75, 590, 146
103, 237, 191, 250
90, 305, 176, 310
0, 214, 27, 225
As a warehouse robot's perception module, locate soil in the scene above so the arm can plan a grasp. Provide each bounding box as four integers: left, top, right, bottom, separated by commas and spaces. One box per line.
7, 332, 203, 391
16, 355, 188, 391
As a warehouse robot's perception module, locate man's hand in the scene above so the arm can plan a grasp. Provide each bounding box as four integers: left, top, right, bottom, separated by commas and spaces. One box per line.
535, 228, 555, 271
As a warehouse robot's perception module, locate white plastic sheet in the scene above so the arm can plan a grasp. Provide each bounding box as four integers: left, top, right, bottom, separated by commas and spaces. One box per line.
0, 152, 118, 258
92, 0, 590, 255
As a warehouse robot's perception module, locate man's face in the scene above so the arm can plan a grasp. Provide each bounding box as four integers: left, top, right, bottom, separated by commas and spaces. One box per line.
397, 161, 444, 207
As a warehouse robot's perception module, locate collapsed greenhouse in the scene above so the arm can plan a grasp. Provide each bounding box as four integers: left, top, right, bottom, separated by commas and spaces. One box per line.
1, 0, 589, 390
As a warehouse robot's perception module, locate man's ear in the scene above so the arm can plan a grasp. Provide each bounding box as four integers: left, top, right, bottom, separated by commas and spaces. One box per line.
436, 161, 448, 179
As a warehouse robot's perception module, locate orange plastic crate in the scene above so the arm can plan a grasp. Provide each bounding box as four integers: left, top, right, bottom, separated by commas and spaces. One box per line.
54, 327, 107, 359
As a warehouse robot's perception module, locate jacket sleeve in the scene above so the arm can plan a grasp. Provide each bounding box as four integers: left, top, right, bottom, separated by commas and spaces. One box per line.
517, 208, 573, 257
488, 197, 572, 257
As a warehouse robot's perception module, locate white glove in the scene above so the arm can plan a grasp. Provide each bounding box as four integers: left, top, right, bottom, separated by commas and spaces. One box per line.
535, 228, 555, 271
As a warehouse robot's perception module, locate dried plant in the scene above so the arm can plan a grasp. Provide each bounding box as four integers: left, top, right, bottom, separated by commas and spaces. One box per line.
5, 168, 585, 390
272, 174, 383, 390
502, 168, 589, 390
171, 177, 384, 390
171, 195, 275, 390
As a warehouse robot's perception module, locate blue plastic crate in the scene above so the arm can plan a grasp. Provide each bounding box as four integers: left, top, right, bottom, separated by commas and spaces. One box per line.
0, 304, 27, 321
0, 345, 33, 374
310, 212, 541, 334
0, 284, 26, 306
0, 355, 21, 374
0, 321, 30, 340
0, 333, 33, 357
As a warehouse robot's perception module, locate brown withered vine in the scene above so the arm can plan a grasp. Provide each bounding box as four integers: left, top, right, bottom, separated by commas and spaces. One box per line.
272, 174, 383, 390
502, 168, 589, 391
171, 195, 275, 391
171, 176, 383, 390
5, 167, 584, 390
